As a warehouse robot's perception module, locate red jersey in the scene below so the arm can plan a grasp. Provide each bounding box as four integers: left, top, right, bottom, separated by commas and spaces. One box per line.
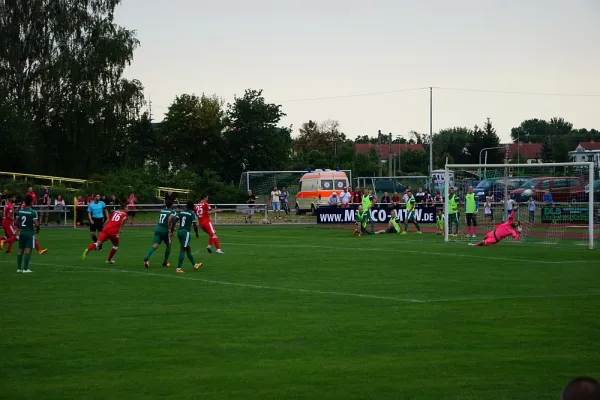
26, 191, 37, 205
105, 210, 128, 231
194, 201, 211, 224
2, 203, 14, 222
127, 196, 137, 210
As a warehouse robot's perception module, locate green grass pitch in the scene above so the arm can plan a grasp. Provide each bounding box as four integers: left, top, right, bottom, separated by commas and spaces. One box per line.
1, 226, 599, 399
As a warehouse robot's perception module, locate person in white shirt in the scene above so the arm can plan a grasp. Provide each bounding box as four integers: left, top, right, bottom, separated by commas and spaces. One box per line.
484, 199, 493, 221
54, 195, 66, 225
527, 196, 536, 223
328, 192, 340, 207
339, 187, 352, 208
504, 197, 516, 222
270, 186, 282, 219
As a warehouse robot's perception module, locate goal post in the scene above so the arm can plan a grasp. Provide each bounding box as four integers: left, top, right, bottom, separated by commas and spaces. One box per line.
443, 162, 596, 249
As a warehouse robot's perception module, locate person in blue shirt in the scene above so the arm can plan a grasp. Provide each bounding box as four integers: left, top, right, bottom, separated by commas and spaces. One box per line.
88, 194, 109, 250
542, 191, 553, 206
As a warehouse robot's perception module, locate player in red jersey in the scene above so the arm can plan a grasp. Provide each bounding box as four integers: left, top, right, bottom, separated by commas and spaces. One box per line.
13, 200, 48, 255
194, 194, 224, 254
82, 201, 128, 264
1, 194, 19, 254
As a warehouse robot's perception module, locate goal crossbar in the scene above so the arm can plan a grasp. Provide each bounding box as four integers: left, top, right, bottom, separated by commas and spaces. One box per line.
443, 162, 595, 249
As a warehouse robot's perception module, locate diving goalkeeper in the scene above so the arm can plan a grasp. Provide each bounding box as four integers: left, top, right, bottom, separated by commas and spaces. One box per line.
470, 203, 522, 247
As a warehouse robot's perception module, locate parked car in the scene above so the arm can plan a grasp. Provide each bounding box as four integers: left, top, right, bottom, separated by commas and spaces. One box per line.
475, 177, 531, 201
512, 177, 586, 202
584, 180, 600, 202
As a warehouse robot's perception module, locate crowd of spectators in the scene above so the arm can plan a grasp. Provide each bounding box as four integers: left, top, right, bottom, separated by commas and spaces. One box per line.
326, 186, 444, 209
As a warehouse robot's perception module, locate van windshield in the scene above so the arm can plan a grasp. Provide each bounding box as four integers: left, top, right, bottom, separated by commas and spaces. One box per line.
518, 178, 542, 189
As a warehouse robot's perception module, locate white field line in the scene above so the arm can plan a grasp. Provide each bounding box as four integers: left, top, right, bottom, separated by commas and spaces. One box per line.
3, 260, 600, 304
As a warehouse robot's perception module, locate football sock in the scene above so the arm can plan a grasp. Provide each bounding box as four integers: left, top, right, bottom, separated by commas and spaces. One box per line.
212, 237, 221, 250
466, 227, 471, 235
86, 243, 97, 252
17, 254, 23, 269
208, 237, 213, 247
473, 227, 477, 235
474, 241, 483, 247
91, 234, 98, 242
403, 222, 408, 231
24, 253, 31, 270
35, 241, 41, 252
415, 223, 421, 232
178, 251, 185, 268
186, 249, 196, 265
163, 247, 171, 263
7, 236, 17, 252
108, 247, 117, 261
145, 247, 156, 260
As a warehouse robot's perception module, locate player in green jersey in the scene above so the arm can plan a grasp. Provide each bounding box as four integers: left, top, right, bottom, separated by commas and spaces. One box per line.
173, 201, 202, 274
402, 190, 422, 234
352, 205, 373, 236
375, 210, 403, 234
448, 187, 461, 236
144, 200, 177, 269
16, 195, 40, 273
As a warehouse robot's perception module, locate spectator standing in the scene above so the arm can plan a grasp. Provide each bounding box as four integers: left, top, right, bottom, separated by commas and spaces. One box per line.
485, 190, 495, 220
127, 192, 138, 226
270, 185, 282, 219
1, 189, 8, 206
40, 188, 51, 226
280, 187, 290, 214
379, 192, 391, 209
26, 187, 37, 206
339, 187, 352, 208
423, 189, 433, 206
542, 190, 553, 206
391, 191, 401, 207
87, 192, 95, 205
415, 188, 425, 203
484, 198, 493, 221
328, 192, 340, 207
434, 191, 443, 204
351, 187, 362, 205
108, 194, 117, 211
527, 196, 536, 223
76, 195, 86, 226
164, 190, 178, 206
55, 195, 66, 225
245, 190, 257, 223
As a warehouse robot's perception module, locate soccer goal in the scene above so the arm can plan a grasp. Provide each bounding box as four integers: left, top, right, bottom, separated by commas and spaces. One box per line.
443, 162, 597, 249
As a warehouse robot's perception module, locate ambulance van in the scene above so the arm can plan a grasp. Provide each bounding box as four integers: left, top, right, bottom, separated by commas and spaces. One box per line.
295, 169, 350, 214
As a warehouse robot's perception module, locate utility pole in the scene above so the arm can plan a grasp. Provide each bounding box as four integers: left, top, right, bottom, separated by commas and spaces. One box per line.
429, 87, 433, 177
378, 130, 383, 177
148, 95, 153, 122
388, 132, 392, 177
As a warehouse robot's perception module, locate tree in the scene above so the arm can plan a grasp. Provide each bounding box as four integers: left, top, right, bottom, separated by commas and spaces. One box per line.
540, 137, 553, 162
510, 119, 553, 144
0, 0, 144, 177
223, 89, 292, 182
471, 118, 503, 164
158, 93, 225, 174
295, 119, 349, 154
400, 150, 428, 174
433, 127, 473, 167
121, 112, 155, 169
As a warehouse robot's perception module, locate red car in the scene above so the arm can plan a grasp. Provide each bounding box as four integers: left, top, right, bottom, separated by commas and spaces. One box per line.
512, 177, 586, 202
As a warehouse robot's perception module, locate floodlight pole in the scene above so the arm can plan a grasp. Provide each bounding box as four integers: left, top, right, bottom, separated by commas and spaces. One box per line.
429, 87, 433, 188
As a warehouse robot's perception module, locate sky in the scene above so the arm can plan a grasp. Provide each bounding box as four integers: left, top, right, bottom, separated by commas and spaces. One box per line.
114, 0, 600, 143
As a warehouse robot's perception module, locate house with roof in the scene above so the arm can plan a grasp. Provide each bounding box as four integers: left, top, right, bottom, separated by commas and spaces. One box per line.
502, 143, 542, 163
354, 143, 425, 160
569, 142, 600, 168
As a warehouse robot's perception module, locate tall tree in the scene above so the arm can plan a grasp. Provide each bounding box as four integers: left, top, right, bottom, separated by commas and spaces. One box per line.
121, 112, 155, 169
158, 93, 225, 174
510, 119, 553, 144
295, 119, 349, 154
0, 0, 144, 177
223, 89, 292, 182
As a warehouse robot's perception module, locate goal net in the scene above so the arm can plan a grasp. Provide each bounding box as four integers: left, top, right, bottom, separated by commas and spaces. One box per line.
239, 169, 353, 205
356, 176, 432, 198
443, 162, 597, 249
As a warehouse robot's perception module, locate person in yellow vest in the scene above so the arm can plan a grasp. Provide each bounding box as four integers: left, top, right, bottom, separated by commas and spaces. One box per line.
375, 210, 403, 234
448, 187, 461, 237
464, 185, 479, 238
352, 205, 373, 236
436, 208, 445, 235
401, 190, 422, 234
361, 189, 375, 233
